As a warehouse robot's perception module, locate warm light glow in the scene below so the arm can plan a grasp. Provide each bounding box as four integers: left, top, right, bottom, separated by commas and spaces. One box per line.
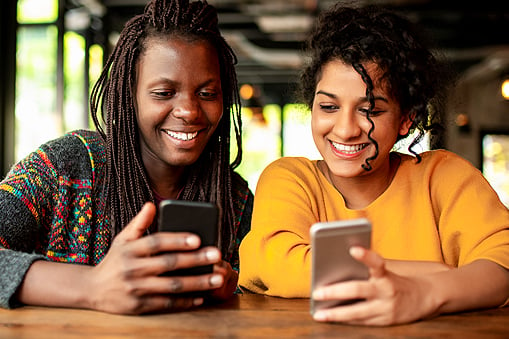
240, 84, 254, 100
501, 79, 509, 100
455, 113, 469, 127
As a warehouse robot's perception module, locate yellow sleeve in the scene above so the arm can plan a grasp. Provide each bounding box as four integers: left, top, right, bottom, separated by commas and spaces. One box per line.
431, 151, 509, 270
239, 158, 320, 297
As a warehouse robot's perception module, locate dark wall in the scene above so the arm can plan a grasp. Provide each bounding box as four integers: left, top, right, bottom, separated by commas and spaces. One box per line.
0, 0, 17, 176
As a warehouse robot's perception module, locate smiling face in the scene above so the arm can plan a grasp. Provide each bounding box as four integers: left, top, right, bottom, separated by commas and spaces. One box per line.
135, 37, 223, 178
311, 60, 412, 182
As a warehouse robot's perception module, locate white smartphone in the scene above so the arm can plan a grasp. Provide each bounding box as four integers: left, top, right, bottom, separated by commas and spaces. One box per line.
310, 218, 372, 315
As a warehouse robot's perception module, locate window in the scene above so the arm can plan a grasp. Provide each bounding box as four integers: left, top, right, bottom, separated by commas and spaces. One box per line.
15, 0, 103, 162
16, 0, 59, 160
482, 131, 509, 207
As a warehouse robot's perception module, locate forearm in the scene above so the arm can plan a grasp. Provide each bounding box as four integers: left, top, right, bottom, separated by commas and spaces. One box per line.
16, 260, 94, 309
239, 230, 311, 297
386, 259, 452, 276
0, 250, 45, 308
425, 259, 509, 315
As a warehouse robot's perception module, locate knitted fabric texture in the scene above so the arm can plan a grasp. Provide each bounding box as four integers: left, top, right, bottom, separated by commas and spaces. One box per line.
0, 130, 252, 308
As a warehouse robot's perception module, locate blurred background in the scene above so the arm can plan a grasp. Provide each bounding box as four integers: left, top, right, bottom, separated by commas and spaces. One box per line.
1, 0, 508, 206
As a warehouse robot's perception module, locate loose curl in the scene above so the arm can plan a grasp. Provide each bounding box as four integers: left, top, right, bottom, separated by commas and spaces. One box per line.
90, 0, 242, 257
299, 4, 453, 167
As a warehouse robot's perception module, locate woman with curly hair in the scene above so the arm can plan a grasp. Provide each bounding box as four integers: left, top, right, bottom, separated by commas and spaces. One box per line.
0, 0, 252, 314
239, 4, 509, 325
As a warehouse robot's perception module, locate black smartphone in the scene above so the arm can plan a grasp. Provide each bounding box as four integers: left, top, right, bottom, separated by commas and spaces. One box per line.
157, 199, 219, 276
310, 218, 372, 315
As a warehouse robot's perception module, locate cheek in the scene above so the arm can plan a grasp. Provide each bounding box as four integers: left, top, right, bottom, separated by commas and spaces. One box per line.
311, 107, 330, 130
204, 103, 224, 135
358, 117, 375, 132
370, 121, 403, 146
209, 104, 224, 126
310, 112, 324, 137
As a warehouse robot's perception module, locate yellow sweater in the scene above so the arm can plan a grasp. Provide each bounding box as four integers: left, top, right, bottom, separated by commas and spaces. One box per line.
239, 150, 509, 297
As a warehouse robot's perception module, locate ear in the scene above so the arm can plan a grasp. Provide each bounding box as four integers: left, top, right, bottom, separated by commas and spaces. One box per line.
398, 111, 415, 137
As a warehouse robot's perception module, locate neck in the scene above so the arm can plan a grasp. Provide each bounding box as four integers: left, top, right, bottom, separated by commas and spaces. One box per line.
321, 154, 400, 209
145, 164, 186, 200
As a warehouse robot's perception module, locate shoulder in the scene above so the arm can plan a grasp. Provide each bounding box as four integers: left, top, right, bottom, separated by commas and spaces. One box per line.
257, 157, 323, 193
64, 130, 106, 160
231, 170, 252, 201
36, 130, 106, 177
397, 150, 489, 194
399, 149, 478, 174
38, 130, 104, 158
230, 170, 254, 226
262, 157, 317, 176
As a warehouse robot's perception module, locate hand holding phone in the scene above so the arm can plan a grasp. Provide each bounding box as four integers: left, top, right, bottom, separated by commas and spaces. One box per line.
157, 200, 219, 276
310, 218, 372, 315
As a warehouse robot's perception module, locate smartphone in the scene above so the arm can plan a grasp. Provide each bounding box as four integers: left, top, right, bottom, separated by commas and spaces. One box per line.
310, 218, 372, 315
157, 199, 219, 276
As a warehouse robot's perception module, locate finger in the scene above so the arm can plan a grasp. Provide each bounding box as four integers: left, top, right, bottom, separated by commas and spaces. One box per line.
128, 232, 202, 257
126, 274, 224, 296
125, 247, 221, 277
115, 203, 156, 243
313, 280, 372, 302
212, 260, 230, 274
154, 295, 204, 313
313, 299, 388, 326
210, 262, 239, 300
124, 295, 204, 315
349, 246, 386, 278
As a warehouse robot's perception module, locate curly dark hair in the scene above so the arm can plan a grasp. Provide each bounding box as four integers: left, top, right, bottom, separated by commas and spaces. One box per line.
90, 0, 242, 257
299, 4, 453, 167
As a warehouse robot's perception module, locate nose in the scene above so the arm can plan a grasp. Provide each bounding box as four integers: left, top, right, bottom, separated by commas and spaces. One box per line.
332, 109, 362, 140
171, 94, 201, 123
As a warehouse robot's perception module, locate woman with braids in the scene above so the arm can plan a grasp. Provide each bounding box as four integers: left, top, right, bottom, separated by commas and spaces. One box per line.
0, 0, 253, 314
239, 3, 509, 325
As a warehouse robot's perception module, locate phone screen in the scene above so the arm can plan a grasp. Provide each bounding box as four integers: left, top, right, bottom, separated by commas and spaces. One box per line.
157, 200, 219, 276
310, 218, 371, 314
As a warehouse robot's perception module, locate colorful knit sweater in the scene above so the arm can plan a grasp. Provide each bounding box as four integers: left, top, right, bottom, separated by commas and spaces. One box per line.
0, 130, 253, 308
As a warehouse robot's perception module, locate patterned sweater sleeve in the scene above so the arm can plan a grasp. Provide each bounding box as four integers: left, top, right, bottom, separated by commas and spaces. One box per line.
228, 171, 253, 273
0, 133, 90, 308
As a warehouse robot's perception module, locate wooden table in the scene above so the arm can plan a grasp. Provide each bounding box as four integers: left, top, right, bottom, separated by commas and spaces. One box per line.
1, 293, 508, 338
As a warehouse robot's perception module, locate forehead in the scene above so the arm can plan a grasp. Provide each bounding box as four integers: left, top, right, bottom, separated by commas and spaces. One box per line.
141, 35, 217, 57
137, 37, 220, 74
320, 59, 389, 92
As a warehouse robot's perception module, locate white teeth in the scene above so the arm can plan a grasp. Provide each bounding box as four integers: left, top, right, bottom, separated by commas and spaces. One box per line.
330, 141, 367, 154
165, 130, 199, 141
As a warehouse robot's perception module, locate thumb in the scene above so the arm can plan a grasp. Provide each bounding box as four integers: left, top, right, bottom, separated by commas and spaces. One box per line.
114, 202, 156, 243
350, 246, 386, 278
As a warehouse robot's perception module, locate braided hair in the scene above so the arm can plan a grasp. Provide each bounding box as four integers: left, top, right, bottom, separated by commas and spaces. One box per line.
90, 0, 242, 257
299, 4, 452, 167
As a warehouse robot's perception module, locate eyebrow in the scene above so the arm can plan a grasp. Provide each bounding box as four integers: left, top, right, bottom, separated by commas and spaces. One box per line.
149, 77, 219, 88
315, 90, 389, 103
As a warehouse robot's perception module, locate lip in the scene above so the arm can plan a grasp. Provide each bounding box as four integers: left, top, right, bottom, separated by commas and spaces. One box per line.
162, 128, 205, 146
329, 140, 369, 158
164, 129, 199, 141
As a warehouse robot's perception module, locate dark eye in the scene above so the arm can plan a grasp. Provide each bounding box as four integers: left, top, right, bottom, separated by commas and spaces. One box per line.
198, 90, 219, 100
151, 90, 175, 99
359, 108, 384, 116
319, 103, 338, 113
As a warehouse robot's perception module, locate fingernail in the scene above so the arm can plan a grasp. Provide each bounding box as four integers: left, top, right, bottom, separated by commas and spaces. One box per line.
313, 311, 327, 321
206, 249, 220, 261
186, 235, 200, 247
312, 290, 324, 299
209, 274, 223, 287
349, 246, 364, 257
